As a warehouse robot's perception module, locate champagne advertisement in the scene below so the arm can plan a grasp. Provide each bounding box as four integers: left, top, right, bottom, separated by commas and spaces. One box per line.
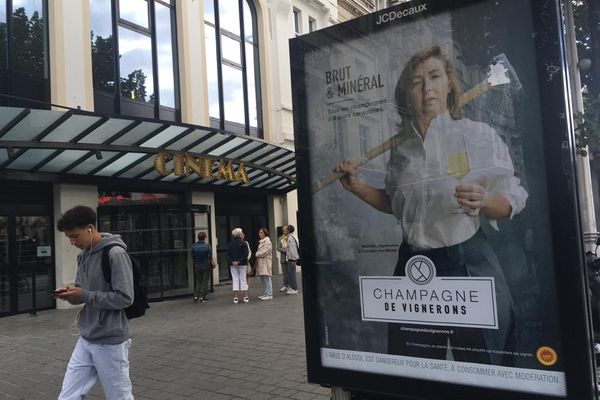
291, 0, 593, 398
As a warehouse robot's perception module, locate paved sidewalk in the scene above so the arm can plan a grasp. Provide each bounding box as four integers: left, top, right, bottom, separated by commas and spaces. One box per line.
0, 274, 331, 400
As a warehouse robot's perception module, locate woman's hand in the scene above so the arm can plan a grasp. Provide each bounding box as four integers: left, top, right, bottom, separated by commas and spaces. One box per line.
332, 160, 393, 214
455, 184, 512, 219
333, 161, 360, 192
455, 184, 487, 211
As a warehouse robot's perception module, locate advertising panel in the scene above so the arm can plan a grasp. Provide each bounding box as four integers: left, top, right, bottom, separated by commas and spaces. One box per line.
290, 0, 596, 399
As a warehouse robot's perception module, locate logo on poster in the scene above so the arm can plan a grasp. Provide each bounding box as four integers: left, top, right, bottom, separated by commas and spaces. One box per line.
375, 3, 428, 26
405, 255, 435, 285
536, 346, 557, 366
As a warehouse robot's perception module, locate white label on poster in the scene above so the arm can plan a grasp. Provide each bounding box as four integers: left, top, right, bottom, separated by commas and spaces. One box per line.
37, 246, 51, 257
360, 276, 498, 329
321, 348, 566, 397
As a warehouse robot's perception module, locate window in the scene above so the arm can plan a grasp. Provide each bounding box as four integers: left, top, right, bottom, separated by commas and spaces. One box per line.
205, 0, 263, 137
90, 0, 179, 121
293, 8, 301, 35
0, 0, 49, 108
309, 17, 317, 33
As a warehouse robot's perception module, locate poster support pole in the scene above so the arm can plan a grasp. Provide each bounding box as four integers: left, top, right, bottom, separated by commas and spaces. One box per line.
331, 387, 351, 400
564, 0, 598, 250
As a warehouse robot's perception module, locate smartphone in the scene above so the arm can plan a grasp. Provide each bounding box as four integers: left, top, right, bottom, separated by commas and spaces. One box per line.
53, 287, 67, 295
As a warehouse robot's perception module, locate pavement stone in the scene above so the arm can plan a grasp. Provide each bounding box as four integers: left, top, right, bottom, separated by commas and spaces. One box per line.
0, 274, 331, 400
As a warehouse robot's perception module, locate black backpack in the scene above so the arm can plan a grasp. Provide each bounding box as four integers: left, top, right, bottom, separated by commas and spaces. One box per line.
101, 244, 150, 319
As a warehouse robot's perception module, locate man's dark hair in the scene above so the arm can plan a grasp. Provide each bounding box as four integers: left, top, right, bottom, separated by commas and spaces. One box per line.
57, 206, 97, 232
197, 232, 207, 241
287, 225, 295, 233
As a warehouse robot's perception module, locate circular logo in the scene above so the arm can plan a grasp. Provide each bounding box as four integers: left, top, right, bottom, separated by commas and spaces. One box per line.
536, 346, 557, 366
405, 255, 436, 285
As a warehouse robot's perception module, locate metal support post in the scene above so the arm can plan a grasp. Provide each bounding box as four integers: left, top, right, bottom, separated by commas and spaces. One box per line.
331, 386, 351, 400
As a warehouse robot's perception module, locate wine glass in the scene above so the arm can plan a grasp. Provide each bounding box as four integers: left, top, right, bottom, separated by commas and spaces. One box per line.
446, 134, 472, 213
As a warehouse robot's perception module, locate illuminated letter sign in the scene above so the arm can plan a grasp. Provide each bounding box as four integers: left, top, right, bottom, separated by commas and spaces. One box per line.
153, 152, 251, 183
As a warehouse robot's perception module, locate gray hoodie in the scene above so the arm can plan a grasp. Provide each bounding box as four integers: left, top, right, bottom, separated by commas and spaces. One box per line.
70, 233, 134, 344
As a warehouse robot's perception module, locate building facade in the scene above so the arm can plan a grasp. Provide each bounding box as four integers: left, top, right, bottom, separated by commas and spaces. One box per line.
0, 0, 345, 316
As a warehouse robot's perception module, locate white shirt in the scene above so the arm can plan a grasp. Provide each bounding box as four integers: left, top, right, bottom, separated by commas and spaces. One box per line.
384, 112, 528, 250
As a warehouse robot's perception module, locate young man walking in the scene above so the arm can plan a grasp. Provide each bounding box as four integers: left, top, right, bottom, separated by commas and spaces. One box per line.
54, 205, 135, 400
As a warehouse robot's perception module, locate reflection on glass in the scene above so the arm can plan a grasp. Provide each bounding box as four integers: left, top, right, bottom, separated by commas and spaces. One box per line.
15, 215, 53, 312
97, 203, 193, 300
118, 27, 154, 103
156, 3, 175, 108
205, 24, 220, 119
246, 43, 257, 127
222, 64, 245, 124
0, 0, 6, 70
221, 34, 241, 64
205, 0, 261, 134
243, 1, 253, 42
204, 0, 215, 24
91, 0, 115, 93
0, 216, 8, 313
219, 1, 240, 35
119, 0, 149, 28
12, 0, 47, 78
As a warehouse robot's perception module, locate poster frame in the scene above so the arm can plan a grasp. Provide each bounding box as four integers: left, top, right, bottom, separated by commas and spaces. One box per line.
291, 0, 597, 398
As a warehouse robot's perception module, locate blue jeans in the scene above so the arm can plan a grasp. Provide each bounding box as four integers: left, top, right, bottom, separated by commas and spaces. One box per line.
260, 275, 273, 296
286, 261, 298, 290
58, 337, 133, 400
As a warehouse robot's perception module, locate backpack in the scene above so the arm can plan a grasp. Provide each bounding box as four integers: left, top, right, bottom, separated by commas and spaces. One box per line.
290, 235, 302, 266
101, 244, 150, 319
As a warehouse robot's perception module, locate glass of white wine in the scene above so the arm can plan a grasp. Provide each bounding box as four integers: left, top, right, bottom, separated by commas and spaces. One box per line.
446, 134, 472, 213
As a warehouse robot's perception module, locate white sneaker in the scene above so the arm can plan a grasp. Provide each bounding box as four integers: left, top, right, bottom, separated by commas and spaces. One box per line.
279, 286, 289, 292
233, 297, 239, 304
260, 295, 273, 301
243, 296, 250, 303
286, 289, 298, 295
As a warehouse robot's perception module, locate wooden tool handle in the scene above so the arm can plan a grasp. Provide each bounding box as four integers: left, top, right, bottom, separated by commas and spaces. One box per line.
312, 78, 495, 194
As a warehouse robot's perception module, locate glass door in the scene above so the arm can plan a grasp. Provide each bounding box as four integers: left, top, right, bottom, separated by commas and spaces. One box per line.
0, 205, 55, 316
15, 216, 54, 313
190, 205, 212, 288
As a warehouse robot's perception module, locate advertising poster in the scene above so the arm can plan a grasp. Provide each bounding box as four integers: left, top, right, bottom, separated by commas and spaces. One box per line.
290, 0, 596, 399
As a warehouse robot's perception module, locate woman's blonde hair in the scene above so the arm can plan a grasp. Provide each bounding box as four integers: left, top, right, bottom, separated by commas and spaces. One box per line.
394, 45, 463, 121
231, 227, 244, 238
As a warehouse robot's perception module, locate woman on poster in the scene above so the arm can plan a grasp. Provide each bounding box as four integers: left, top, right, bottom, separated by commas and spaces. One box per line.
333, 45, 528, 364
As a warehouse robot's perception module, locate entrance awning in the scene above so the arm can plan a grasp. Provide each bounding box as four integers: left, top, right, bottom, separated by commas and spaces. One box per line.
0, 107, 297, 193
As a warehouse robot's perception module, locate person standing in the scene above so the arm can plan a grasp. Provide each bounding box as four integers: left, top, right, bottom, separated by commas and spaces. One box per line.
227, 228, 250, 303
192, 231, 213, 303
285, 225, 300, 295
241, 232, 253, 277
277, 226, 289, 292
255, 228, 273, 300
54, 205, 134, 400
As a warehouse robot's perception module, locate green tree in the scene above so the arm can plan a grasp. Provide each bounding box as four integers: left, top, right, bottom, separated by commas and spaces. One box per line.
120, 69, 149, 102
573, 0, 600, 154
12, 7, 46, 78
91, 32, 115, 92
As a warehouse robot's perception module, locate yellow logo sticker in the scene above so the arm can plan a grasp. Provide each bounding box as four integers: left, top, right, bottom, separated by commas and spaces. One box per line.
536, 346, 557, 366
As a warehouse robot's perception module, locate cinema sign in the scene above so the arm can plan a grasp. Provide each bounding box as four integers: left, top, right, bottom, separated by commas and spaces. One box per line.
153, 152, 250, 183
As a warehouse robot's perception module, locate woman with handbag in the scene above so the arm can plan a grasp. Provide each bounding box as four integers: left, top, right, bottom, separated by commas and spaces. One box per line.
255, 228, 273, 300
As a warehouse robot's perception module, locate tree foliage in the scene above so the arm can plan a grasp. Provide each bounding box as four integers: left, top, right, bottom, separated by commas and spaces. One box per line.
573, 0, 600, 154
91, 32, 151, 103
0, 7, 47, 78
